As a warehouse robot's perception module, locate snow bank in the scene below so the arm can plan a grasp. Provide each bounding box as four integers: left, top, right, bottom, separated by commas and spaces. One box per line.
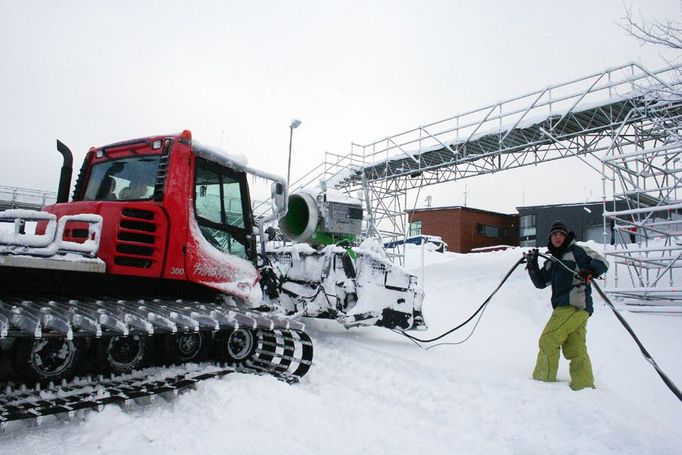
2, 246, 681, 454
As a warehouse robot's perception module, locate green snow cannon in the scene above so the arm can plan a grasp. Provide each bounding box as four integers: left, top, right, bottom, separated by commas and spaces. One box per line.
279, 190, 363, 246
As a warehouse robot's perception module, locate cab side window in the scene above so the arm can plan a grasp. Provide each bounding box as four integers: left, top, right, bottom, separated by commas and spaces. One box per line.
194, 158, 252, 259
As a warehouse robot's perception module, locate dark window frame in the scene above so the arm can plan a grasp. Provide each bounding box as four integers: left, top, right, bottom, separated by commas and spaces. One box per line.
409, 220, 422, 236
193, 157, 256, 261
476, 223, 507, 239
80, 155, 162, 202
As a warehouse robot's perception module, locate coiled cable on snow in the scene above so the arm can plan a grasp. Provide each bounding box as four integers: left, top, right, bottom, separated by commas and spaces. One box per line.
397, 250, 682, 403
395, 257, 525, 346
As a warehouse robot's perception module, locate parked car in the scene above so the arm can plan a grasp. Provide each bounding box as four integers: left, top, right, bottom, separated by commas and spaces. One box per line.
384, 235, 448, 253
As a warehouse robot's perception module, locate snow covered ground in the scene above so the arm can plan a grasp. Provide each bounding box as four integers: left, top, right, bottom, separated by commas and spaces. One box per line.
2, 245, 681, 454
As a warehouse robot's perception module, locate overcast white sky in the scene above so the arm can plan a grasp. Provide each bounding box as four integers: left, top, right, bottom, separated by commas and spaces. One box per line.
1, 0, 679, 213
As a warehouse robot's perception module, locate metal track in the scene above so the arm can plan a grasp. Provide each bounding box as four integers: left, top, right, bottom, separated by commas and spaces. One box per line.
0, 327, 313, 430
0, 296, 305, 339
0, 297, 314, 430
0, 360, 300, 431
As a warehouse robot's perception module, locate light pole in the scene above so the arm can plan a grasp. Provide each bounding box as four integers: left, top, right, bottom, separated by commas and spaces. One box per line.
287, 119, 302, 185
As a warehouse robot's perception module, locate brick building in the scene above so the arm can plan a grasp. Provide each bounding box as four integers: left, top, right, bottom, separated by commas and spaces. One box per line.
406, 206, 518, 253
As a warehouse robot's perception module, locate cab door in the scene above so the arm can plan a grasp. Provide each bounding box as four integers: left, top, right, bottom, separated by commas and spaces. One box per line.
192, 157, 256, 261
184, 156, 260, 302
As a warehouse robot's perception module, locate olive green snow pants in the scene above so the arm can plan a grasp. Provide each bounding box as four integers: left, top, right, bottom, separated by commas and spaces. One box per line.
532, 306, 595, 390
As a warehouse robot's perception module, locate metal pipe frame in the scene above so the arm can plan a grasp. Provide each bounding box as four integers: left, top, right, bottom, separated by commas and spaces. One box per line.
286, 63, 682, 283
603, 97, 682, 302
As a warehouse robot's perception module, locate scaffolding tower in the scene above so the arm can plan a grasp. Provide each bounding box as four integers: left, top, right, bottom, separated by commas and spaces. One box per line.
602, 91, 682, 305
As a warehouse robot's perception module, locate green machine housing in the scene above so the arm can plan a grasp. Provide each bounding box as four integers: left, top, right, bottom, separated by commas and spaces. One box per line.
279, 190, 363, 246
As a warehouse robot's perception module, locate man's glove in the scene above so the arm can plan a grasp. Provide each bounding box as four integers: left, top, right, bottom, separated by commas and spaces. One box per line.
576, 268, 594, 285
524, 249, 539, 269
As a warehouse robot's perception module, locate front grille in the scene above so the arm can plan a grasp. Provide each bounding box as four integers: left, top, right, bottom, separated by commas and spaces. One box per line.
120, 219, 156, 232
118, 231, 155, 244
122, 208, 155, 220
115, 208, 158, 268
116, 244, 154, 256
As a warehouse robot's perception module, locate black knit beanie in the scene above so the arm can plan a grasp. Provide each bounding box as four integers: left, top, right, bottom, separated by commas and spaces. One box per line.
549, 221, 569, 238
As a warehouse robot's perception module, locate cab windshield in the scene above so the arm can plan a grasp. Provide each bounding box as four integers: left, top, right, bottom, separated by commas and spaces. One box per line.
83, 156, 161, 201
194, 157, 253, 260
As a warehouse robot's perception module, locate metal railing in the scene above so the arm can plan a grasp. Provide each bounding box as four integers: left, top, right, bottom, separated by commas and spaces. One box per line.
0, 186, 56, 210
294, 62, 681, 189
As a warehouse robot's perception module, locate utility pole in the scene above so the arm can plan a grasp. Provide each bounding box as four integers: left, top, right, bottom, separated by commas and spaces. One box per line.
287, 119, 302, 185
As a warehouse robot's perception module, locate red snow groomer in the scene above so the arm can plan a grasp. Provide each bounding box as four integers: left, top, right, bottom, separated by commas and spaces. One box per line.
0, 130, 424, 389
0, 130, 312, 386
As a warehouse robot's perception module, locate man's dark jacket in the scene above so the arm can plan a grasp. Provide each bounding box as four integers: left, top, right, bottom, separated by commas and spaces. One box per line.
528, 234, 609, 315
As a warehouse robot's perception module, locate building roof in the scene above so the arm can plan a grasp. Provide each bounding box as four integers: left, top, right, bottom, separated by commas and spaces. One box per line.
406, 205, 517, 217
516, 200, 606, 211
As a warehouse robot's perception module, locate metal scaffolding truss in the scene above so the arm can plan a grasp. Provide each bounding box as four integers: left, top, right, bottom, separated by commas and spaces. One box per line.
291, 63, 682, 267
0, 186, 56, 211
601, 96, 682, 304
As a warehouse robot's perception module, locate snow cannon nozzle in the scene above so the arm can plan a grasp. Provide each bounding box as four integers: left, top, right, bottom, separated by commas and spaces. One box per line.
279, 189, 363, 247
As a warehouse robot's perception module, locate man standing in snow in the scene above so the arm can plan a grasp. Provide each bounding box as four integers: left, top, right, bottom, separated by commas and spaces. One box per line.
524, 221, 609, 390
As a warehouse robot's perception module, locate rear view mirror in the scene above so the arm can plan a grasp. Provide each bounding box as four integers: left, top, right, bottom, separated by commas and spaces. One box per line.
271, 182, 286, 212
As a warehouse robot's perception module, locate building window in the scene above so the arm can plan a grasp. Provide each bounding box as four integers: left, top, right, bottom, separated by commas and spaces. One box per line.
520, 214, 536, 238
520, 239, 536, 247
519, 213, 536, 247
409, 220, 422, 236
476, 223, 506, 239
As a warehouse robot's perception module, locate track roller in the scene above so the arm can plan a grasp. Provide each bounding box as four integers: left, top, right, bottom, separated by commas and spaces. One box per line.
214, 328, 257, 365
13, 337, 83, 384
96, 335, 151, 374
163, 330, 213, 364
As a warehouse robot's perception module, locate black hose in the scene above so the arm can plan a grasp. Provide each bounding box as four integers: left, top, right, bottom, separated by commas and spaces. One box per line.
593, 281, 682, 402
399, 250, 682, 404
540, 252, 682, 404
397, 257, 525, 344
